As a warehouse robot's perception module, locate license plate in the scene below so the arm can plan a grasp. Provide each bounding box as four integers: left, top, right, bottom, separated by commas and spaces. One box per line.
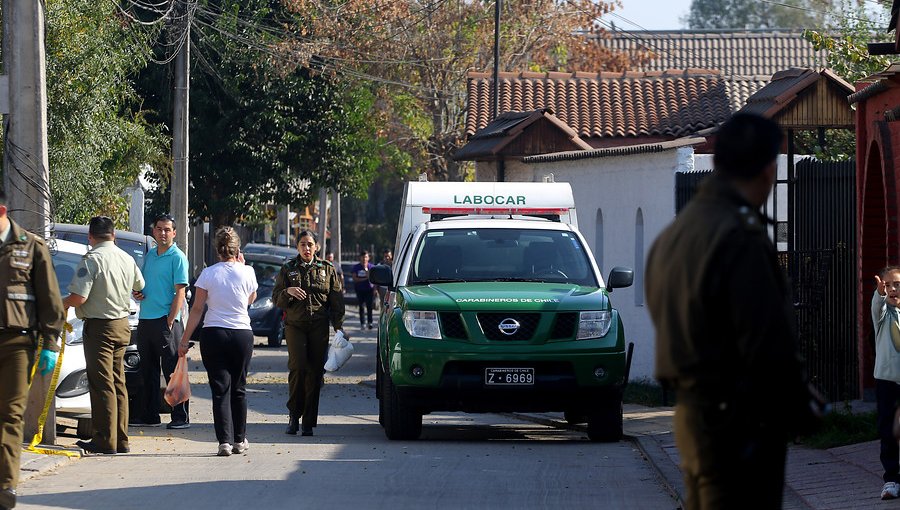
484, 367, 534, 386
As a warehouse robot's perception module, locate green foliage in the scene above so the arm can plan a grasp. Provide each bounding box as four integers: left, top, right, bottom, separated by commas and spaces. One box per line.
623, 377, 673, 407
797, 406, 877, 450
685, 0, 830, 29
141, 0, 386, 229
803, 1, 893, 84
43, 0, 168, 225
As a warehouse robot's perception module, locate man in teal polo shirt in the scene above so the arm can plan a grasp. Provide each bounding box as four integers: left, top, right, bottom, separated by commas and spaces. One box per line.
131, 214, 190, 429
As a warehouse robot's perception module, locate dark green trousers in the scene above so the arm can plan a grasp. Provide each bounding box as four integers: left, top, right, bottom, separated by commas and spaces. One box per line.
675, 402, 787, 510
0, 332, 33, 492
285, 320, 329, 428
83, 318, 130, 452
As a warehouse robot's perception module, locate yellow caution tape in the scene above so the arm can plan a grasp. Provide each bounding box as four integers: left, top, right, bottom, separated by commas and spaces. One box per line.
25, 324, 82, 458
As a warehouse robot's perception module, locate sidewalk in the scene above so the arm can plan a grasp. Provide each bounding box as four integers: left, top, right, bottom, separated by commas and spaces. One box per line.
524, 401, 895, 510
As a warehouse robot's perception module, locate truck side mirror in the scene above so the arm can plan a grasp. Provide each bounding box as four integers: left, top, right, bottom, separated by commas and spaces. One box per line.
606, 266, 634, 291
370, 264, 394, 289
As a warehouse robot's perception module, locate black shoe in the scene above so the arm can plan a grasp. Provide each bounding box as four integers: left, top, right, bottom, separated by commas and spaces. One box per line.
166, 421, 190, 430
0, 488, 16, 509
117, 445, 131, 454
76, 440, 116, 455
368, 323, 373, 330
286, 415, 300, 435
301, 425, 313, 436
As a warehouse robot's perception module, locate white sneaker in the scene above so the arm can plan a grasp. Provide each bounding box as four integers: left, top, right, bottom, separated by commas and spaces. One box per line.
232, 439, 249, 454
881, 482, 900, 500
217, 443, 232, 457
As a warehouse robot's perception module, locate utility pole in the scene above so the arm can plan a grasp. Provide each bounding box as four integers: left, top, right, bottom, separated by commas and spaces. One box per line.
317, 188, 328, 253
330, 190, 341, 264
2, 0, 55, 443
171, 2, 191, 254
491, 0, 501, 121
2, 0, 50, 234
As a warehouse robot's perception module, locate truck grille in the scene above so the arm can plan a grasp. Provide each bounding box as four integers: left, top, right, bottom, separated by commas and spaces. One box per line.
439, 312, 468, 339
477, 313, 539, 341
550, 313, 577, 339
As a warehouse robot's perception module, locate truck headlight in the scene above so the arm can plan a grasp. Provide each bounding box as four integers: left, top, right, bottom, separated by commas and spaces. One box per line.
250, 297, 273, 310
577, 311, 611, 339
403, 311, 442, 339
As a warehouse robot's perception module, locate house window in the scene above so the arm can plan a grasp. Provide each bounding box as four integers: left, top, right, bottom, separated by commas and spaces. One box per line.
635, 208, 644, 306
595, 209, 603, 271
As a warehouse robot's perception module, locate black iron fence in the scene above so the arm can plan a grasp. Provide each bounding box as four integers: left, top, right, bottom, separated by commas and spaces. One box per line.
674, 159, 857, 401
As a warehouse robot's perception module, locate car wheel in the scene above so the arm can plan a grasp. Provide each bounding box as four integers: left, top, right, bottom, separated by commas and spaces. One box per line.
267, 320, 284, 347
76, 417, 92, 440
376, 355, 384, 426
381, 372, 421, 440
586, 395, 623, 443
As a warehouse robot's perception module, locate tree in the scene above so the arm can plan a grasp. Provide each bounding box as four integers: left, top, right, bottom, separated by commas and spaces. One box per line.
136, 0, 386, 228
17, 0, 168, 225
685, 0, 832, 30
280, 0, 640, 181
799, 0, 893, 160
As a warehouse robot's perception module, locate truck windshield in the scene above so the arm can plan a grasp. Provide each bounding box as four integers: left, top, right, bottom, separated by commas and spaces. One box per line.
409, 228, 598, 286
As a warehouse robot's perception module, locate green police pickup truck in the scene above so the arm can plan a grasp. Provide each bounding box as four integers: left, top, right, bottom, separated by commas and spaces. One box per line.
370, 181, 634, 441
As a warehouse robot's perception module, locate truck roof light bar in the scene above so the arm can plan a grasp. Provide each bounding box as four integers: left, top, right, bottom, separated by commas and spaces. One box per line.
422, 207, 569, 216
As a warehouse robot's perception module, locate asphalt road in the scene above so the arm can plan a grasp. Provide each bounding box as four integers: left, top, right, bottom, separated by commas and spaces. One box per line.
15, 309, 678, 510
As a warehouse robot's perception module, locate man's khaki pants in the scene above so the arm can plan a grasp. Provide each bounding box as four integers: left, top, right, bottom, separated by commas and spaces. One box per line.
0, 332, 34, 493
83, 318, 131, 452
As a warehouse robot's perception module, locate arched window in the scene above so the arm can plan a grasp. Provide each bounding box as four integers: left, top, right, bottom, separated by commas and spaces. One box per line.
595, 209, 603, 272
635, 209, 644, 306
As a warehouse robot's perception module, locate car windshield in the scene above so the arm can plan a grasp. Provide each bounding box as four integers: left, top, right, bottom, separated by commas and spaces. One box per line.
117, 239, 147, 267
52, 250, 84, 294
246, 260, 281, 286
409, 228, 598, 286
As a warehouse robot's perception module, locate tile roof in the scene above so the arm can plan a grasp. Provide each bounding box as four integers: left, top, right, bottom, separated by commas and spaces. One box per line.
465, 70, 761, 140
599, 30, 827, 78
522, 137, 705, 163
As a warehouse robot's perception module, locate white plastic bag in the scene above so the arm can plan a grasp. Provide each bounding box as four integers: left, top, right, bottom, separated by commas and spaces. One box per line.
324, 330, 353, 372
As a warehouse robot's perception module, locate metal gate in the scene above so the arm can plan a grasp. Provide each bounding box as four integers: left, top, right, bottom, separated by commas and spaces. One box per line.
674, 158, 858, 401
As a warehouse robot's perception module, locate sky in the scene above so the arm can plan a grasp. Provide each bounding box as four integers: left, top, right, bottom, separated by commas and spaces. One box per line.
607, 0, 693, 31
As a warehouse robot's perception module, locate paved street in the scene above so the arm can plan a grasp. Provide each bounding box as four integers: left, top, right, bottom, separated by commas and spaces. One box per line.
15, 309, 678, 509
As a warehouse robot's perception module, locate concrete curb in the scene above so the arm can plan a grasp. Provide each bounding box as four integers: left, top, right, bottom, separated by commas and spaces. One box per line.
19, 450, 76, 483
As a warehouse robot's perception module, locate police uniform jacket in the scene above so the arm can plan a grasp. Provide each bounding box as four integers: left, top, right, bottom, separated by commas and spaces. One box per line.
273, 256, 344, 330
0, 219, 65, 349
645, 173, 807, 423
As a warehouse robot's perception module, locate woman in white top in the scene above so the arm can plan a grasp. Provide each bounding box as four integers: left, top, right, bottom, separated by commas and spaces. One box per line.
178, 227, 258, 456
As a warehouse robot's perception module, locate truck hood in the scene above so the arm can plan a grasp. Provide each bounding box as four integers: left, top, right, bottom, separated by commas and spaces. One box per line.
398, 282, 609, 312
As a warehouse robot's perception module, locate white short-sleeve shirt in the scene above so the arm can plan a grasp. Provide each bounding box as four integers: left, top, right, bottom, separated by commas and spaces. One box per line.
195, 261, 258, 330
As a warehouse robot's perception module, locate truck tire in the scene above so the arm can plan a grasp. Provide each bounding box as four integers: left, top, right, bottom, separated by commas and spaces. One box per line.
376, 357, 385, 426
564, 411, 587, 425
586, 396, 623, 442
77, 418, 92, 440
267, 321, 284, 347
381, 373, 422, 440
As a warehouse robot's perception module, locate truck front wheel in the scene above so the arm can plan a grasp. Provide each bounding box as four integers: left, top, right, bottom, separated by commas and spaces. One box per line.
381, 373, 422, 440
586, 396, 623, 442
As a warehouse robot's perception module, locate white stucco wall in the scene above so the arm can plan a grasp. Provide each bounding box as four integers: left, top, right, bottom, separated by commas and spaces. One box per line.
522, 149, 692, 382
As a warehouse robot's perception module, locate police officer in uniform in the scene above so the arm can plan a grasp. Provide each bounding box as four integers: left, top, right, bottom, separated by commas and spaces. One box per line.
646, 113, 819, 510
273, 230, 344, 436
0, 189, 65, 510
62, 217, 144, 455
